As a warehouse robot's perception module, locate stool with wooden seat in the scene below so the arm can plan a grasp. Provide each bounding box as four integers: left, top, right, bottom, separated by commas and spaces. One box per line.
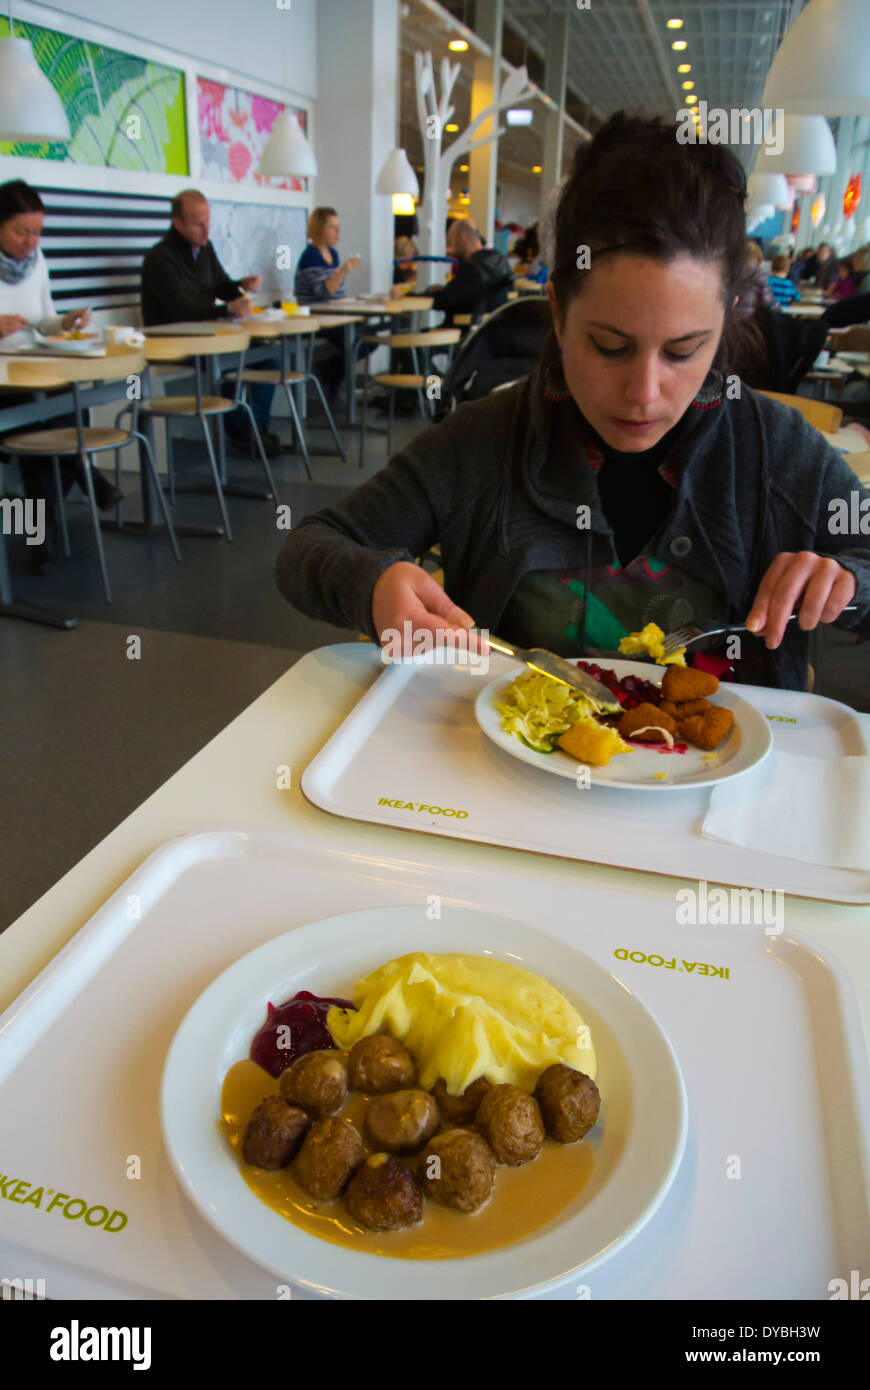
0, 353, 179, 605
139, 331, 277, 542
359, 328, 460, 468
757, 391, 843, 432
223, 323, 346, 479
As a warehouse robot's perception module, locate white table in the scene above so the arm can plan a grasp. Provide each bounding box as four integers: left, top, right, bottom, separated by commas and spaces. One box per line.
3, 642, 869, 1049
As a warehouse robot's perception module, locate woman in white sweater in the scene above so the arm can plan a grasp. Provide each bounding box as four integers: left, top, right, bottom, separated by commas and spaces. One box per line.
0, 180, 119, 572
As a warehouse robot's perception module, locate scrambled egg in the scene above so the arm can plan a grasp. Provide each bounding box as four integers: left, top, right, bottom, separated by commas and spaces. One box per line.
618, 622, 686, 666
557, 717, 630, 766
327, 952, 596, 1095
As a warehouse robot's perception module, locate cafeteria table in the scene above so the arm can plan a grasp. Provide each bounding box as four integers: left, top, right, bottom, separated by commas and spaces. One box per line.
0, 346, 159, 628
315, 297, 434, 424
0, 640, 868, 1301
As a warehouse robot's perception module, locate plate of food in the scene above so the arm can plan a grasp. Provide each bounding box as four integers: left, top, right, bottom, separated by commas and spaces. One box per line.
32, 329, 105, 354
160, 906, 687, 1299
475, 629, 773, 790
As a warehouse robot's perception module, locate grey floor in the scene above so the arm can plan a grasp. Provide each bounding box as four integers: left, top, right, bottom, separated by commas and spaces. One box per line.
2, 402, 868, 932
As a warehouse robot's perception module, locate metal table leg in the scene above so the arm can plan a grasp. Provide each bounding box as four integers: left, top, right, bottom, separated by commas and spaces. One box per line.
0, 523, 77, 629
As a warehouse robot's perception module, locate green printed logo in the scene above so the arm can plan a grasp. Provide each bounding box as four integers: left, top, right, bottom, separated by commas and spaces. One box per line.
0, 1172, 127, 1233
765, 714, 798, 724
377, 797, 468, 819
614, 949, 730, 979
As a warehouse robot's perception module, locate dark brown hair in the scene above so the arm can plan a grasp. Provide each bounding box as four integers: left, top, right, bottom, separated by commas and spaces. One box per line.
550, 112, 754, 373
0, 179, 44, 226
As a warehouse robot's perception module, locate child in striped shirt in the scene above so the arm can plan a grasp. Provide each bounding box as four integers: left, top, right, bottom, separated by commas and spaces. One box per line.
768, 253, 802, 307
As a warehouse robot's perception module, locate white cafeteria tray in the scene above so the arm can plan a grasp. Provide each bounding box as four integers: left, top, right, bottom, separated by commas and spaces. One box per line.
0, 830, 868, 1300
301, 656, 870, 904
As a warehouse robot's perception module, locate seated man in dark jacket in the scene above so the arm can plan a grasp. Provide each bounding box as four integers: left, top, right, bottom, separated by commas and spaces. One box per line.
426, 219, 513, 326
140, 189, 279, 454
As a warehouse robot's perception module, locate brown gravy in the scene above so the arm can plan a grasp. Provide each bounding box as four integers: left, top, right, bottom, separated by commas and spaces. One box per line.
221, 1059, 595, 1260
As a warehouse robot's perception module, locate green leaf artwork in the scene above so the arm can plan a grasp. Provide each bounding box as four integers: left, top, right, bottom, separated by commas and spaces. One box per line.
0, 16, 188, 174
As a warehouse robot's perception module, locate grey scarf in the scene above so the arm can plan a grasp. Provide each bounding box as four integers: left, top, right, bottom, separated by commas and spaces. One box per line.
0, 245, 38, 285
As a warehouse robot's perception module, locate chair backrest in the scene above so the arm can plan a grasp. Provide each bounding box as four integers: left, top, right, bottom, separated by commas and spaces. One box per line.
836, 326, 870, 353
439, 295, 552, 413
744, 304, 829, 393
757, 390, 843, 433
389, 329, 461, 349
144, 332, 250, 361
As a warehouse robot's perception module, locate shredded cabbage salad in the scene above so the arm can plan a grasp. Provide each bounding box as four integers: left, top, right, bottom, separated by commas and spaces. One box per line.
494, 671, 618, 755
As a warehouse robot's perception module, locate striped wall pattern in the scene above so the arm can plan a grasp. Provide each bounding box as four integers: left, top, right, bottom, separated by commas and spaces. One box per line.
36, 186, 171, 313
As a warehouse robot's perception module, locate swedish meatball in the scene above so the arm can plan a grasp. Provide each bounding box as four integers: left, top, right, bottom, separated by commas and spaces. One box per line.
476, 1084, 545, 1165
431, 1075, 492, 1125
422, 1128, 496, 1212
345, 1153, 423, 1231
242, 1097, 310, 1169
364, 1089, 439, 1154
292, 1117, 364, 1200
279, 1049, 348, 1117
348, 1035, 415, 1093
534, 1064, 601, 1143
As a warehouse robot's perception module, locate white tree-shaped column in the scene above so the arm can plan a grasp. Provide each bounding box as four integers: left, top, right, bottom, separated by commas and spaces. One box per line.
414, 50, 533, 261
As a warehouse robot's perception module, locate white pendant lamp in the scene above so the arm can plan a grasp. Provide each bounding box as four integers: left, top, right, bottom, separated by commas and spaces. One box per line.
747, 172, 792, 210
756, 115, 837, 176
257, 111, 317, 178
375, 147, 420, 197
747, 203, 775, 232
762, 0, 870, 117
0, 35, 70, 141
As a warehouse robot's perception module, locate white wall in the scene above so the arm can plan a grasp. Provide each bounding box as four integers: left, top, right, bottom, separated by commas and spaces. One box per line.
496, 181, 541, 231
41, 0, 318, 97
314, 0, 398, 296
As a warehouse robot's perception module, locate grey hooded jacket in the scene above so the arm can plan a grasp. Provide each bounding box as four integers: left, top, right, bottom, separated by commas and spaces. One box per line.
275, 364, 870, 690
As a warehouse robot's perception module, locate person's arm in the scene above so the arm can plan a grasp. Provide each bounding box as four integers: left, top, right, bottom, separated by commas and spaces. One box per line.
142, 247, 229, 322
35, 253, 64, 334
275, 401, 503, 637
745, 410, 870, 647
428, 260, 482, 316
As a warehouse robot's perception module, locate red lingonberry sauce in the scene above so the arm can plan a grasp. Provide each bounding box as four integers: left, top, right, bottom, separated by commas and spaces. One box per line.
250, 990, 355, 1078
625, 739, 688, 755
576, 661, 663, 710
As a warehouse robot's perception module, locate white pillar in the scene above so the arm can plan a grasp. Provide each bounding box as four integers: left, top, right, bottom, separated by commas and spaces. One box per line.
540, 10, 569, 224
469, 0, 503, 244
314, 0, 398, 293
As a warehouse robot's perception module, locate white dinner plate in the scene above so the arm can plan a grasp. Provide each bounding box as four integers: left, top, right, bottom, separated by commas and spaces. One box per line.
475, 658, 773, 791
161, 906, 688, 1300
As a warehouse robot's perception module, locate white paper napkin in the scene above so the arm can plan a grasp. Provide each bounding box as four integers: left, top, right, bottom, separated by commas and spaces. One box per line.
702, 751, 870, 872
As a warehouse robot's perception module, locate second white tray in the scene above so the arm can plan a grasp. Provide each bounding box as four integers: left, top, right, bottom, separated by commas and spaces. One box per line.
301, 656, 870, 903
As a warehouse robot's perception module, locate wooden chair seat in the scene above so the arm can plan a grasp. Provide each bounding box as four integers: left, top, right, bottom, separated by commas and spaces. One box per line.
374, 373, 425, 389
224, 370, 306, 386
1, 426, 129, 454
138, 395, 235, 416
757, 391, 843, 432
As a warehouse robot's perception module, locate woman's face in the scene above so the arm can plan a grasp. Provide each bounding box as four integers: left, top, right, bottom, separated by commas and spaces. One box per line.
0, 211, 43, 260
323, 216, 340, 247
548, 253, 728, 452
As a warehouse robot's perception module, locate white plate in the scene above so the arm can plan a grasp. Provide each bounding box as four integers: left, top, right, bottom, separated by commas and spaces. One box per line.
160, 905, 687, 1300
475, 658, 773, 791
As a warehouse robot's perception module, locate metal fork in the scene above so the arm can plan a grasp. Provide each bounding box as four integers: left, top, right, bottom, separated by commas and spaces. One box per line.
661, 608, 857, 658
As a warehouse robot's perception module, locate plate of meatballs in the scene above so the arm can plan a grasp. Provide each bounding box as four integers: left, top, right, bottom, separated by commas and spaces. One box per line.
161, 905, 688, 1300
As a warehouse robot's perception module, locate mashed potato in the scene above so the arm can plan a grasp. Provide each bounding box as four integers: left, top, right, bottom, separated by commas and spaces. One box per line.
327, 953, 596, 1095
618, 622, 686, 666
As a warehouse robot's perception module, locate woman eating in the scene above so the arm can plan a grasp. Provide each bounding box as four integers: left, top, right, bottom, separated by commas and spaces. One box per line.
0, 179, 121, 570
275, 115, 869, 690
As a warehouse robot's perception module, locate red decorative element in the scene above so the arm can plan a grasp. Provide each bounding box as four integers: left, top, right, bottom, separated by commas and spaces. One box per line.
791, 202, 801, 235
228, 142, 252, 180
844, 174, 861, 218
693, 651, 734, 681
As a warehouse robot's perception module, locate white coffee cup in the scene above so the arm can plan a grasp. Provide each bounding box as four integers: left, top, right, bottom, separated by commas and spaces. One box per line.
105, 325, 137, 345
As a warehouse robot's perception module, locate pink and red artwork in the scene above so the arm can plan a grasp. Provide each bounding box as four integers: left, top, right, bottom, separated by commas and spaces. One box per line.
197, 78, 309, 191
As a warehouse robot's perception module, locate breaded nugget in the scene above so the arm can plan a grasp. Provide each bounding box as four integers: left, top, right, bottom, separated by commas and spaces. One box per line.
677, 697, 712, 719
661, 666, 719, 702
660, 699, 680, 719
619, 702, 677, 742
679, 706, 734, 750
